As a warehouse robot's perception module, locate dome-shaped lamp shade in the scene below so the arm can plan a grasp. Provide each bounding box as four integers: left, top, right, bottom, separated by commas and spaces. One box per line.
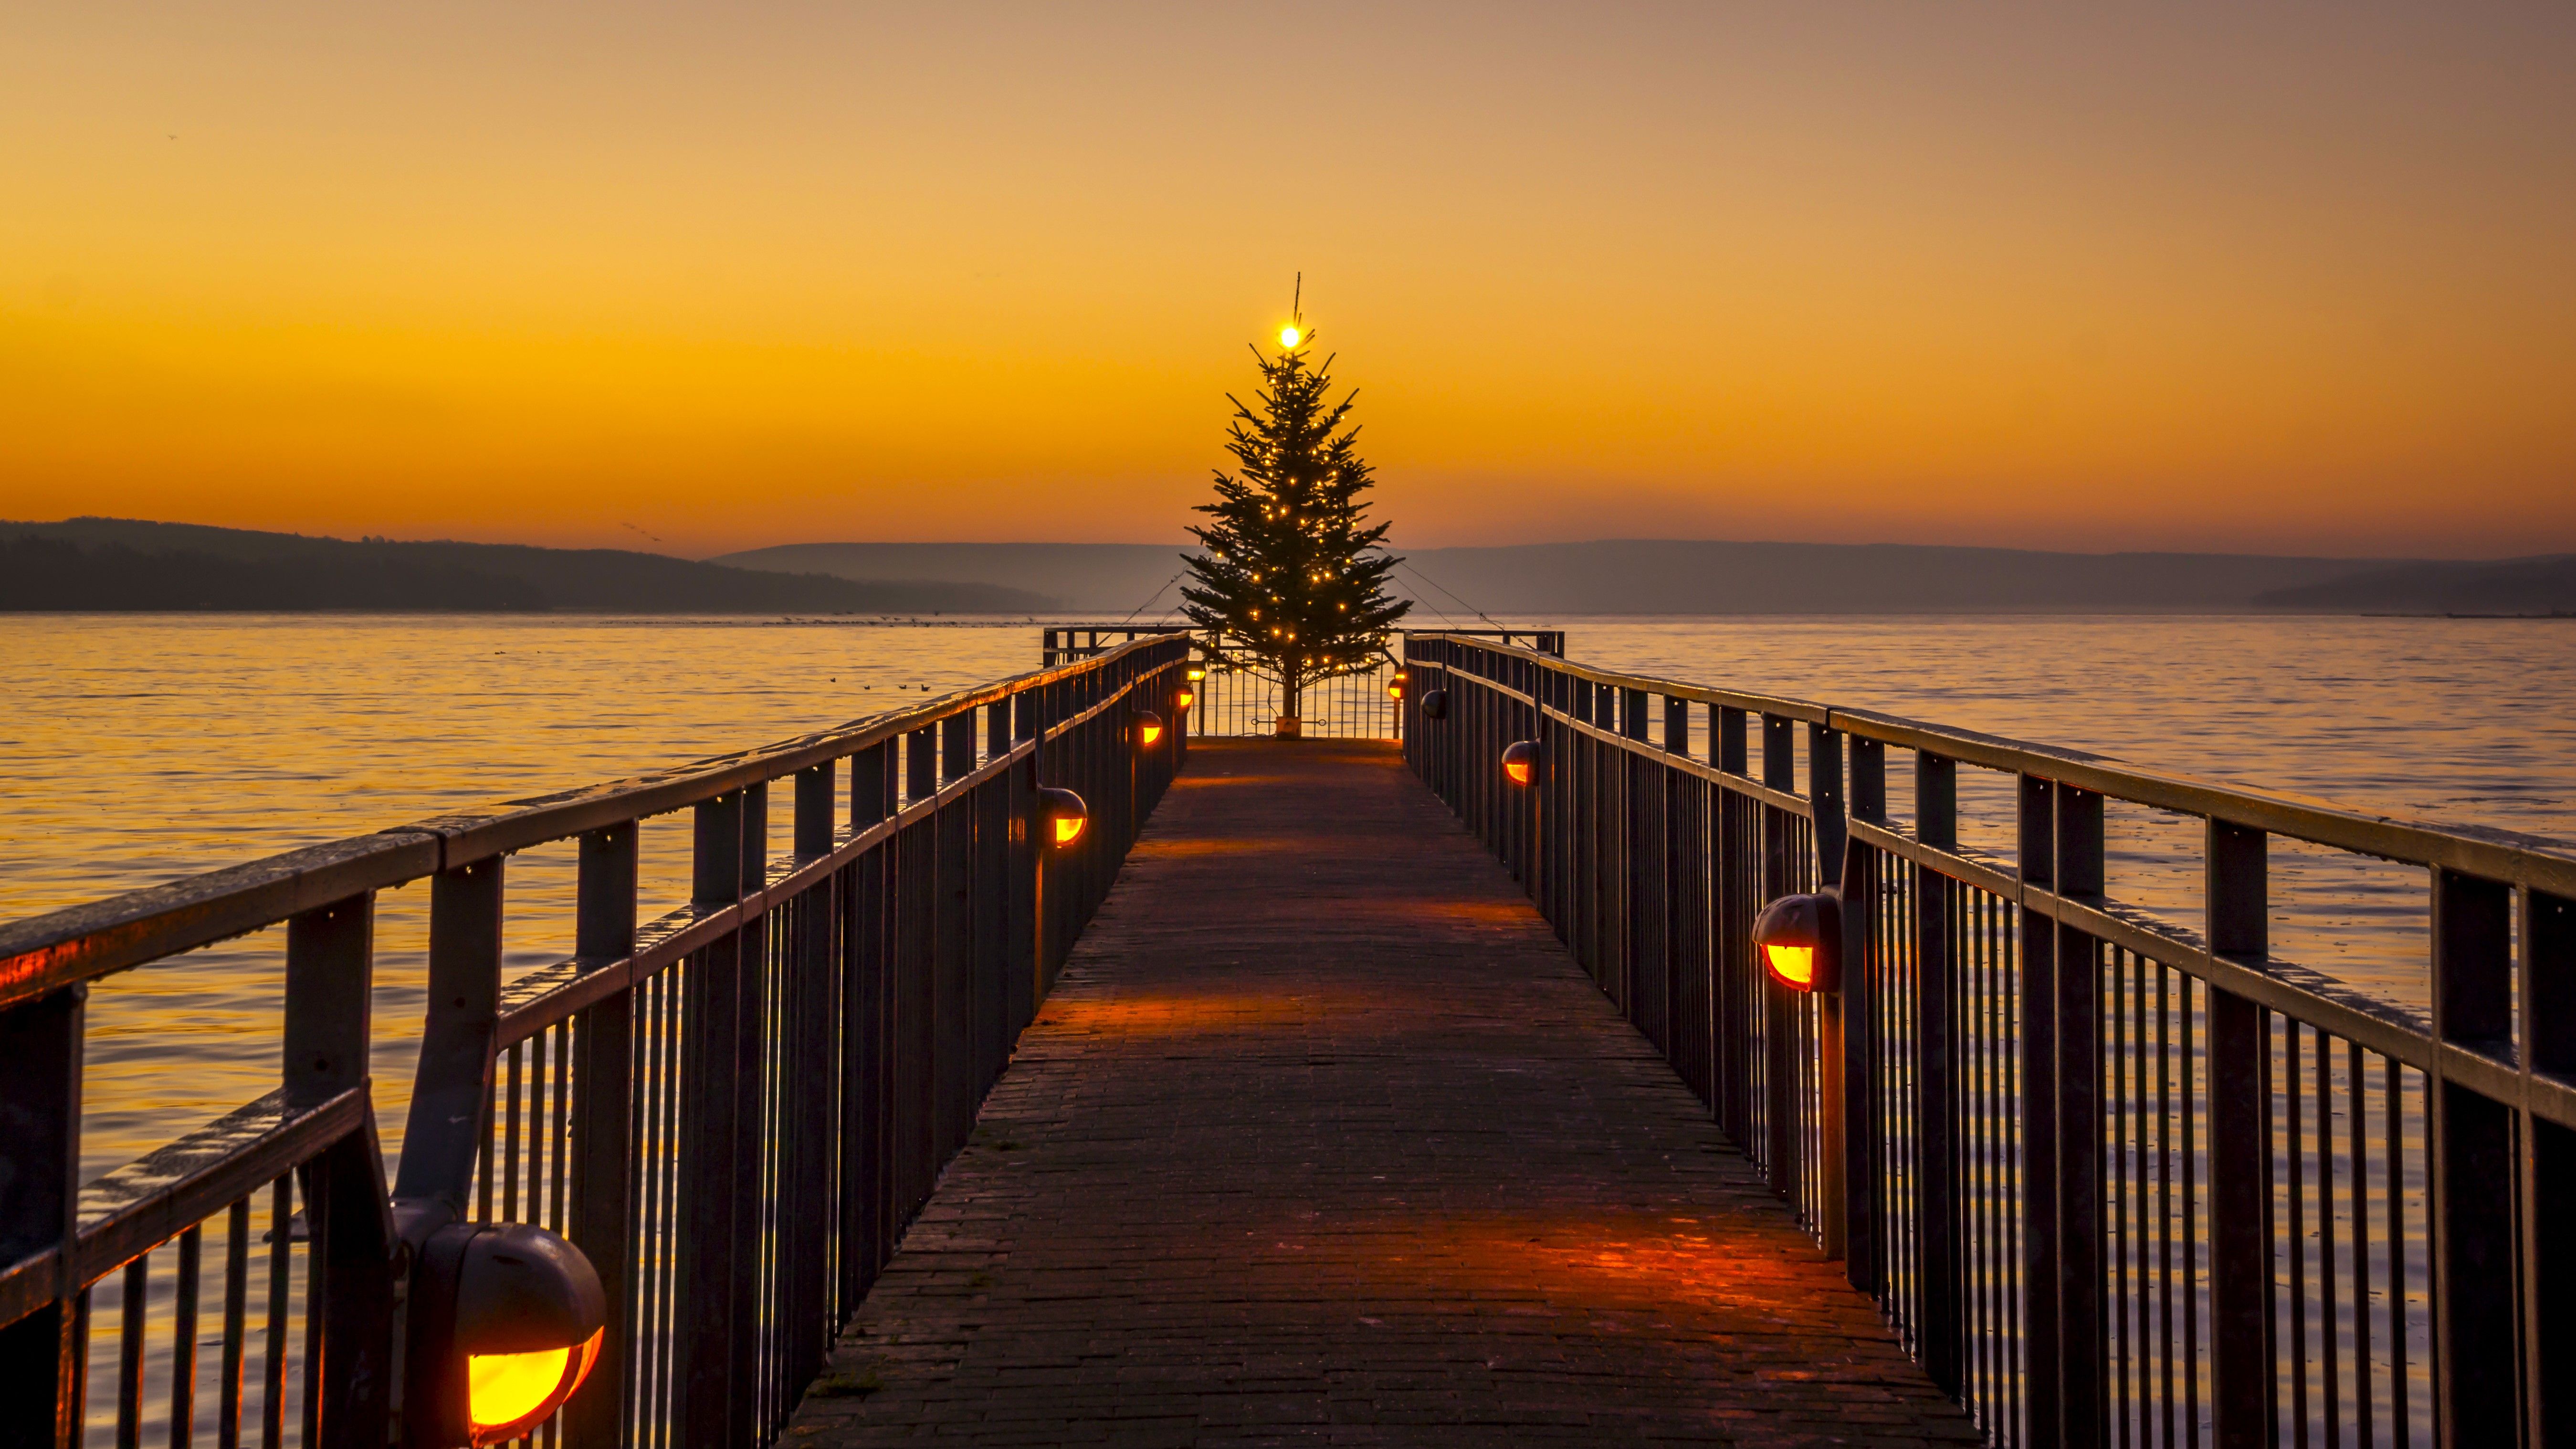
1419, 688, 1449, 722
406, 1222, 608, 1449
1501, 740, 1541, 787
1133, 708, 1165, 746
1185, 664, 1208, 683
1751, 891, 1843, 994
1386, 669, 1408, 701
1175, 687, 1195, 711
1037, 787, 1089, 848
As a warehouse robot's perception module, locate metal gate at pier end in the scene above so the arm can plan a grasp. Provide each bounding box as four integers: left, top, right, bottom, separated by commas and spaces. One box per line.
0, 637, 1190, 1449
1402, 631, 2576, 1449
1041, 624, 1564, 741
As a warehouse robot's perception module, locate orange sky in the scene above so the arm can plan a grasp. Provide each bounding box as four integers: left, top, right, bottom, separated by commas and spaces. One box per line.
4, 2, 2572, 557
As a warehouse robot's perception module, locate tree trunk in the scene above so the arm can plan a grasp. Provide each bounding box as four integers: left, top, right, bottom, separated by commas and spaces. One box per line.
1278, 658, 1304, 737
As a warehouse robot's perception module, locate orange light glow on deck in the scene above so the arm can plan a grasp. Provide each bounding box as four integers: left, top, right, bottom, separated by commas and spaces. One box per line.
1762, 944, 1816, 989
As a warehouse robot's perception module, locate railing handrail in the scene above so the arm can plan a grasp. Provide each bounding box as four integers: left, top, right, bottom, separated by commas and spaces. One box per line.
1406, 630, 2576, 893
0, 635, 1177, 1009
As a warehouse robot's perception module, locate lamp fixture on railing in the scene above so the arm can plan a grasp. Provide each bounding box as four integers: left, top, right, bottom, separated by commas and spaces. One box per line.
1751, 890, 1842, 994
1036, 786, 1090, 846
1419, 688, 1448, 721
1133, 708, 1165, 746
1387, 669, 1408, 702
1501, 740, 1540, 787
406, 1222, 607, 1448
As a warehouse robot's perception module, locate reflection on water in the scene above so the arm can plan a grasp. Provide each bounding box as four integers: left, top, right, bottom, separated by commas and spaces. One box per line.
4, 611, 2571, 1186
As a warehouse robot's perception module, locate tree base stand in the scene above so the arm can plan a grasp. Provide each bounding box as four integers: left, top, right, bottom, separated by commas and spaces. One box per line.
1274, 715, 1302, 739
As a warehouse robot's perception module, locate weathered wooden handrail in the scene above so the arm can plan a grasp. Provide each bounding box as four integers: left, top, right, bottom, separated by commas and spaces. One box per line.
1404, 630, 2576, 1449
0, 635, 1192, 1449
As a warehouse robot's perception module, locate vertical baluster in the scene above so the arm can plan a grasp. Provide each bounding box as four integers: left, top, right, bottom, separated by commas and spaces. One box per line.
217, 1198, 248, 1449
2385, 1059, 2408, 1449
170, 1223, 202, 1448
2160, 966, 2179, 1449
2350, 1039, 2372, 1449
116, 1253, 149, 1449
2319, 1029, 2341, 1449
259, 1178, 290, 1449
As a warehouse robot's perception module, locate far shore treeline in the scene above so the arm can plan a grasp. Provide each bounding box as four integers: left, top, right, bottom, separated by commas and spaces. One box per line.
1, 518, 1052, 614
6, 517, 2573, 616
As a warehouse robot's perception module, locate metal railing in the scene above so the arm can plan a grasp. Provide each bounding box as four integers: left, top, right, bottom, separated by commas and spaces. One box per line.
1043, 626, 1564, 740
0, 636, 1192, 1449
1402, 631, 2576, 1449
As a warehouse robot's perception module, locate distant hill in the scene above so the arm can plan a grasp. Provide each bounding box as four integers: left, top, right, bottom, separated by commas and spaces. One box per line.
2253, 555, 2576, 615
714, 543, 1195, 615
1, 519, 1056, 613
715, 538, 2426, 615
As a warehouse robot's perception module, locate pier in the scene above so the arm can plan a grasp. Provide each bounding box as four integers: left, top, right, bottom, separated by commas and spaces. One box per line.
4, 630, 2573, 1448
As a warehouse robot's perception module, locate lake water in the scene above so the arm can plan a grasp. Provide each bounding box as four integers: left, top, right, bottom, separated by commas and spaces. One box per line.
6, 612, 2573, 1183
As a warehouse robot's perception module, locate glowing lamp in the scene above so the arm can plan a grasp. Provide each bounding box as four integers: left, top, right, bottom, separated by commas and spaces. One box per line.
1175, 689, 1195, 710
1133, 708, 1165, 746
1186, 665, 1208, 682
1420, 688, 1449, 721
1037, 787, 1089, 847
1501, 740, 1541, 787
405, 1222, 607, 1449
1751, 891, 1843, 994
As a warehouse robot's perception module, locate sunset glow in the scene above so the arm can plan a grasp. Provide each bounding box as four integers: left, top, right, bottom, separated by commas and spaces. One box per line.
6, 4, 2571, 556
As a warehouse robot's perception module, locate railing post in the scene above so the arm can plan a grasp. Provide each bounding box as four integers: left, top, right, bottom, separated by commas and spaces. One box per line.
1842, 740, 1886, 1293
566, 822, 638, 1449
2432, 866, 2521, 1445
845, 742, 894, 1303
681, 788, 745, 1449
1762, 714, 1798, 1201
2016, 774, 2061, 1447
1808, 722, 1845, 888
2206, 819, 2273, 1449
0, 985, 84, 1449
2529, 887, 2576, 1446
284, 894, 397, 1449
1808, 724, 1851, 1263
1913, 752, 1964, 1398
2054, 783, 2106, 1449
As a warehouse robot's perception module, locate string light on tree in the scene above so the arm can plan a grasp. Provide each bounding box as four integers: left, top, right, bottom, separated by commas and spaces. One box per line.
1181, 275, 1411, 738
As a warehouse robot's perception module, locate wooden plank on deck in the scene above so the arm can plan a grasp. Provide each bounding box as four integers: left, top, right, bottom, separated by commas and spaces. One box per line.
790, 739, 1977, 1447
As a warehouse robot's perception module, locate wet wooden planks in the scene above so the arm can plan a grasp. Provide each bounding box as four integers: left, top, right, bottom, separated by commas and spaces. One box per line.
787, 738, 1977, 1447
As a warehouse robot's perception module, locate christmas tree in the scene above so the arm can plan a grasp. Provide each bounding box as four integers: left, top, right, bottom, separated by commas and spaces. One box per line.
1180, 293, 1410, 733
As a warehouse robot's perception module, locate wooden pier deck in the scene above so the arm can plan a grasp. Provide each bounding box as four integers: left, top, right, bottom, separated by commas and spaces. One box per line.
788, 739, 1978, 1448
